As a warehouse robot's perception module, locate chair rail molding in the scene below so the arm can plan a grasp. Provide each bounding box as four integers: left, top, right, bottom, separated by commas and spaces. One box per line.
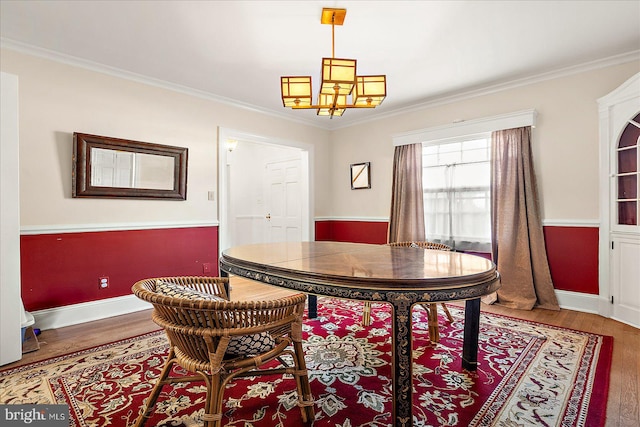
20, 220, 219, 235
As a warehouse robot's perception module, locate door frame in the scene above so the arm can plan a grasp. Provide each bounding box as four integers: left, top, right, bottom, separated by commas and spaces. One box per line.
597, 72, 640, 324
1, 72, 22, 365
217, 127, 314, 256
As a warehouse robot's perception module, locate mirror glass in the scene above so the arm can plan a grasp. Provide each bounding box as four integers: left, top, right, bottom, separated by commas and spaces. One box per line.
90, 148, 175, 190
73, 133, 188, 200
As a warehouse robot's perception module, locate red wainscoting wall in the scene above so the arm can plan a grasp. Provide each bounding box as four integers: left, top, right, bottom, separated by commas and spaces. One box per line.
315, 220, 388, 244
315, 220, 600, 295
543, 226, 599, 294
20, 226, 219, 311
20, 222, 598, 313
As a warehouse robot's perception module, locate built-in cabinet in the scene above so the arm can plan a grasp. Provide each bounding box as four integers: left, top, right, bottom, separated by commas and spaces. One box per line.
598, 72, 640, 328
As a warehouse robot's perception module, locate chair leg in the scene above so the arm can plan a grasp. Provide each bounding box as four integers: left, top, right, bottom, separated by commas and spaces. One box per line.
292, 340, 315, 423
362, 301, 372, 326
441, 303, 454, 322
133, 348, 176, 427
427, 303, 440, 343
203, 372, 225, 427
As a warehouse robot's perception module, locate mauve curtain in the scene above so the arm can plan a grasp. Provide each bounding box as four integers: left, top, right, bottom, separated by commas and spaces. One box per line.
388, 143, 425, 243
486, 127, 559, 310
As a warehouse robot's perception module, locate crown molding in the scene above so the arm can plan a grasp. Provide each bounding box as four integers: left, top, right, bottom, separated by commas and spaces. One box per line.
330, 50, 640, 130
0, 37, 326, 130
2, 37, 637, 132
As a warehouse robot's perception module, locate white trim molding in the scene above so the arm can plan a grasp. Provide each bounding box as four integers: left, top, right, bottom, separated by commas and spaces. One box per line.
21, 220, 219, 235
4, 38, 636, 133
392, 109, 537, 146
314, 217, 600, 228
554, 290, 601, 314
340, 51, 639, 132
0, 38, 325, 130
1, 71, 22, 366
31, 288, 605, 331
314, 216, 390, 223
32, 295, 151, 331
541, 219, 600, 227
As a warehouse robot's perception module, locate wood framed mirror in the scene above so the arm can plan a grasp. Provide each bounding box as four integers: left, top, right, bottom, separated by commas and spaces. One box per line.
73, 133, 188, 200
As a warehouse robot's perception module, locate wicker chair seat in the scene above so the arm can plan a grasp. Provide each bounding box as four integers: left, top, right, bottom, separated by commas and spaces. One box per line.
132, 276, 314, 427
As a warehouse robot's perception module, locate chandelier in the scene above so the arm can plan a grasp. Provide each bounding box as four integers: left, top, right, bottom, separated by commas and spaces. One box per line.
280, 8, 386, 118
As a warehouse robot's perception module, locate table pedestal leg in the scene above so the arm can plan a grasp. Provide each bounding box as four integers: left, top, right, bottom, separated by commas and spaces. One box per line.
391, 303, 412, 427
462, 298, 480, 371
307, 295, 317, 318
219, 269, 231, 297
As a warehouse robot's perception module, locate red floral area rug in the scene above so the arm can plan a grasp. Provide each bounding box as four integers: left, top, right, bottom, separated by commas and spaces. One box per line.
0, 298, 612, 427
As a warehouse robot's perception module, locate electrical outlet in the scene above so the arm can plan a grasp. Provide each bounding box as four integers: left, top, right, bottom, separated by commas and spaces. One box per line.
99, 277, 109, 289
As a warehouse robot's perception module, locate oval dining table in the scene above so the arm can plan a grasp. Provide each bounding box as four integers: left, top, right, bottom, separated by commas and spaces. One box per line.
219, 241, 500, 427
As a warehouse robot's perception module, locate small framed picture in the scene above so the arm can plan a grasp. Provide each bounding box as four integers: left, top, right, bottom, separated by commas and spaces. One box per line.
350, 162, 371, 190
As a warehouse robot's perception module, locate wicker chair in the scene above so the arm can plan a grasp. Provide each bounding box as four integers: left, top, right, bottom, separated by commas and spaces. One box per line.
361, 242, 455, 343
132, 276, 315, 427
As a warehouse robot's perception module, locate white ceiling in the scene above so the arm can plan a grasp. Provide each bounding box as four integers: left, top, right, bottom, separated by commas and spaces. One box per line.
1, 1, 639, 129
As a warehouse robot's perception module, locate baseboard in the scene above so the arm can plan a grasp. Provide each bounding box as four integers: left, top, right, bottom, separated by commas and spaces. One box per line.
32, 295, 152, 331
555, 290, 600, 314
31, 289, 603, 331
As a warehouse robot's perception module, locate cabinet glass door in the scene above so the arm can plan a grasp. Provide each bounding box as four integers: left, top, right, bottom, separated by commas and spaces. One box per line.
617, 113, 640, 226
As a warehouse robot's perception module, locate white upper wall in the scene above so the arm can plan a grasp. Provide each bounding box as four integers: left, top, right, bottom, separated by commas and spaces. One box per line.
2, 47, 638, 228
328, 61, 640, 223
0, 49, 331, 229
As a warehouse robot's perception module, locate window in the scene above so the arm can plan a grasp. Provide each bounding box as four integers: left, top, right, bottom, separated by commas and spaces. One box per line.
422, 136, 491, 252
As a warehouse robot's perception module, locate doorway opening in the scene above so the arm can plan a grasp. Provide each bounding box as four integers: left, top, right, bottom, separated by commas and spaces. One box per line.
218, 128, 313, 255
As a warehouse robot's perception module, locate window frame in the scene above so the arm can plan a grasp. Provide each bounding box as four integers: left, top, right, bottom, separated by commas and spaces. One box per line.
422, 133, 492, 252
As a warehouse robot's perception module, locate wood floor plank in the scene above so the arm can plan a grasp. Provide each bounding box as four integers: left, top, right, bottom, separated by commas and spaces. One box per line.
604, 320, 624, 427
619, 326, 639, 426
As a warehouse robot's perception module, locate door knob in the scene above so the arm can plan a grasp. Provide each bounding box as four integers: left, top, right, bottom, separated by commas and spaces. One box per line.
266, 213, 271, 220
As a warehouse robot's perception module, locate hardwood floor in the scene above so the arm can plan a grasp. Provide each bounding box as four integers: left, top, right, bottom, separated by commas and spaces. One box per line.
5, 278, 639, 427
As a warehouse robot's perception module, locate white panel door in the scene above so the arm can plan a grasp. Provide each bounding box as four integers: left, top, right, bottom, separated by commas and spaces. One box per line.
265, 159, 302, 243
91, 148, 134, 188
